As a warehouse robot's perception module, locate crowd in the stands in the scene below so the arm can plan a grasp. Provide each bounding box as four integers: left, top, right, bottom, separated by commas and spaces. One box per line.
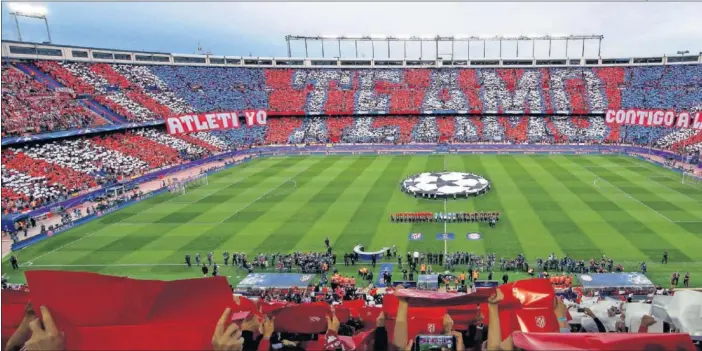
2, 116, 701, 214
1, 65, 106, 137
2, 60, 701, 215
3, 61, 700, 133
0, 128, 229, 214
2, 268, 700, 351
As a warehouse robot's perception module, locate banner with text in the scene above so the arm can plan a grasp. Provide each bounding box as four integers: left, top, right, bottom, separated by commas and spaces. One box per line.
605, 109, 702, 130
165, 110, 267, 135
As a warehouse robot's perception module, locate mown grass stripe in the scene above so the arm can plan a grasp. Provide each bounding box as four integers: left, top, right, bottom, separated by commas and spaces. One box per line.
216, 157, 351, 253
361, 156, 424, 258
501, 156, 601, 258
572, 156, 700, 222
147, 158, 332, 267
252, 157, 372, 253
616, 156, 702, 204
153, 158, 297, 224
446, 154, 485, 255
531, 156, 648, 261
20, 160, 270, 265
562, 156, 700, 262
335, 156, 412, 251
448, 155, 509, 256
65, 158, 307, 266
407, 156, 448, 254
479, 156, 562, 259
294, 157, 392, 252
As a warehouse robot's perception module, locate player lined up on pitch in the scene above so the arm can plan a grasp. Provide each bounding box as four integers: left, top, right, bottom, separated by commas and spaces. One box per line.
390, 212, 500, 226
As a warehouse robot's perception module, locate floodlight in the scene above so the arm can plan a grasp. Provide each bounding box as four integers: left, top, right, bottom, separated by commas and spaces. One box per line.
8, 3, 47, 17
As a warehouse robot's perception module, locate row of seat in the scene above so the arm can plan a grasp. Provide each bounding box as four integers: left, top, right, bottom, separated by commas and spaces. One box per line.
3, 61, 700, 140
1, 66, 106, 137
1, 128, 225, 214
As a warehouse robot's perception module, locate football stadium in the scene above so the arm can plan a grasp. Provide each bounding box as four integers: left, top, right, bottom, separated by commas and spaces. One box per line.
1, 2, 702, 350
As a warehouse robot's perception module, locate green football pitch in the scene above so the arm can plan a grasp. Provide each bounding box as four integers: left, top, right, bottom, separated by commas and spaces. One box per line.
3, 154, 702, 288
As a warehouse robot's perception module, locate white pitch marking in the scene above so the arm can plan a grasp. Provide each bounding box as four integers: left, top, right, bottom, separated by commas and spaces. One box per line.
20, 173, 254, 267
27, 263, 186, 267
583, 165, 645, 169
584, 166, 674, 223
646, 176, 700, 202
215, 164, 312, 224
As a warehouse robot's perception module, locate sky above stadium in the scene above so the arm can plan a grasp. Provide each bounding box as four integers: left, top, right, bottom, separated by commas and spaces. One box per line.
2, 2, 701, 59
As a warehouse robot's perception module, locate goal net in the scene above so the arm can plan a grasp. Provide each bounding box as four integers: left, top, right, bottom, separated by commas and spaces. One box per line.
168, 174, 208, 194
682, 172, 701, 187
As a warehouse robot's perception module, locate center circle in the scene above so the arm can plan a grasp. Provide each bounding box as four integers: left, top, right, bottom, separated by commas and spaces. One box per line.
401, 172, 490, 199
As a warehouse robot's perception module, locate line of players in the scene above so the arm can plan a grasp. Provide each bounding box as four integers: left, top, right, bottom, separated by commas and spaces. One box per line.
184, 251, 250, 277
390, 211, 501, 226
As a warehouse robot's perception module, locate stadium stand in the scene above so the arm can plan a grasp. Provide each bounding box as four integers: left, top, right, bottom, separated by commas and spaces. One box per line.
1, 64, 106, 137
1, 271, 699, 351
0, 128, 230, 212
2, 59, 701, 216
135, 128, 210, 160
2, 50, 702, 351
4, 61, 701, 146
16, 139, 149, 182
1, 149, 98, 207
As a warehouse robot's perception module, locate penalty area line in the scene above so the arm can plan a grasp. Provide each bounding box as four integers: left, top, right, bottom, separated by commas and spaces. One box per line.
20, 174, 253, 267
214, 164, 311, 224
586, 173, 674, 223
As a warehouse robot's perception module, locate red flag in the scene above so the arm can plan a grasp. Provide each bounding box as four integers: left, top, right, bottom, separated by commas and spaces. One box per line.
335, 306, 351, 324
386, 308, 446, 340
1, 290, 29, 328
342, 299, 366, 310
1, 290, 30, 349
478, 279, 558, 340
260, 301, 288, 315
394, 288, 495, 307
514, 307, 559, 333
352, 329, 376, 351
447, 305, 481, 330
271, 303, 328, 334
510, 279, 555, 308
511, 332, 696, 351
25, 271, 235, 350
359, 306, 383, 326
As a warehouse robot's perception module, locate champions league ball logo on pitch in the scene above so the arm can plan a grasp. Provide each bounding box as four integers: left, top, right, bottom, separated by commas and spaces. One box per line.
401, 172, 490, 199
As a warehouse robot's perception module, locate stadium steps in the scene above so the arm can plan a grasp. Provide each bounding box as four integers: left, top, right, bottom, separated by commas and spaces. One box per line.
80, 99, 129, 124
13, 63, 119, 126
15, 62, 128, 125
14, 62, 61, 89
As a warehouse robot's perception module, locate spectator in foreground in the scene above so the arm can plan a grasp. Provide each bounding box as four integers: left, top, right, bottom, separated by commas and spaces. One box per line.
5, 305, 65, 351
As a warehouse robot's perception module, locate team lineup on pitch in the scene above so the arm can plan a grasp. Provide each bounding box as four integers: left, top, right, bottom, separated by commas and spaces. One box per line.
3, 154, 702, 287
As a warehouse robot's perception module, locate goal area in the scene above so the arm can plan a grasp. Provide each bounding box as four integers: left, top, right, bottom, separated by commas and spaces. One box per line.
168, 174, 208, 194
682, 172, 701, 187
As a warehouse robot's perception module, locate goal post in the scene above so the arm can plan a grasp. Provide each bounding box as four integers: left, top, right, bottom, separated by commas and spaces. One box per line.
682, 172, 701, 186
183, 173, 208, 188
167, 173, 208, 194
